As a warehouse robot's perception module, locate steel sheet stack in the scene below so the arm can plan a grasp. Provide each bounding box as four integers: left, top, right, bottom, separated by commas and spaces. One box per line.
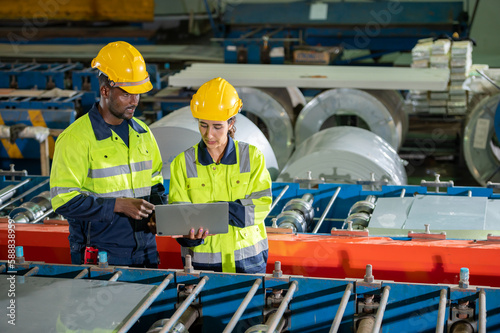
448, 41, 473, 115
409, 39, 473, 116
409, 39, 432, 113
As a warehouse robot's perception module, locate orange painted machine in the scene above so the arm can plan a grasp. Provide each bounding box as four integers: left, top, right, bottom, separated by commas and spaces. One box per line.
1, 175, 499, 289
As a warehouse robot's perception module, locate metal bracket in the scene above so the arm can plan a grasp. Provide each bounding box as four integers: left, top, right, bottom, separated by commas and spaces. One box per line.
408, 224, 446, 240
266, 226, 294, 234
356, 172, 388, 186
420, 173, 454, 192
356, 179, 389, 186
487, 234, 500, 242
332, 220, 369, 237
486, 181, 500, 189
293, 171, 325, 189
0, 165, 28, 178
331, 228, 369, 237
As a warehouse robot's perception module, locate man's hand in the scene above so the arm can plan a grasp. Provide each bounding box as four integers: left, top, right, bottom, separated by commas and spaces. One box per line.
147, 212, 157, 234
114, 198, 155, 220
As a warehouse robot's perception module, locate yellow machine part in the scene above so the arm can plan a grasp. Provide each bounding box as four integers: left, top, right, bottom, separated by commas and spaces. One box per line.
0, 0, 154, 22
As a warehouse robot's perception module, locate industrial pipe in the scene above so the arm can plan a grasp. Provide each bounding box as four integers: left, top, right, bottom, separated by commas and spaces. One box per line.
223, 279, 263, 333
0, 178, 48, 211
312, 187, 341, 233
74, 269, 89, 279
372, 286, 391, 333
24, 266, 39, 277
30, 208, 54, 224
0, 178, 31, 205
108, 271, 122, 282
436, 289, 447, 333
478, 289, 486, 333
159, 275, 209, 333
118, 274, 174, 333
329, 283, 353, 333
0, 186, 16, 206
265, 280, 298, 333
269, 185, 289, 213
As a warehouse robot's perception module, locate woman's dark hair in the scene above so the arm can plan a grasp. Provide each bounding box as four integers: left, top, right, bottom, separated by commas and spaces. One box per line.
228, 117, 236, 138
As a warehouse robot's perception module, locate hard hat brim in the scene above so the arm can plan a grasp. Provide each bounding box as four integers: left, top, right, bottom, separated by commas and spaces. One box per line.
120, 80, 153, 94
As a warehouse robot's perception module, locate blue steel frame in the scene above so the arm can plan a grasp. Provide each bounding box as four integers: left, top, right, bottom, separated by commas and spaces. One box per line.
219, 1, 467, 64
0, 62, 83, 90
1, 261, 499, 332
265, 182, 498, 234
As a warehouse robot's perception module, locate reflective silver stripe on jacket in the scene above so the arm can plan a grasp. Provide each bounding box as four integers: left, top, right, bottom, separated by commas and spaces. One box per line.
50, 187, 81, 198
184, 147, 197, 178
238, 142, 250, 173
134, 186, 152, 197
152, 171, 160, 178
234, 238, 268, 261
239, 188, 272, 206
241, 205, 255, 227
130, 160, 153, 172
88, 160, 152, 179
87, 164, 129, 179
81, 186, 151, 198
181, 247, 222, 264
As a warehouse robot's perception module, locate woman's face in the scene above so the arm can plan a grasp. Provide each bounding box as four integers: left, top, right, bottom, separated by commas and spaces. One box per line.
198, 119, 232, 151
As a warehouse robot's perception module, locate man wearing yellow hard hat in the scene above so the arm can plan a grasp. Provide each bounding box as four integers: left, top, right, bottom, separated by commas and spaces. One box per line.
169, 77, 272, 273
50, 41, 166, 267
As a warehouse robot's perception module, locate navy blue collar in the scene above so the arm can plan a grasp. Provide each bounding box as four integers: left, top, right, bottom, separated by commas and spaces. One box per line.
88, 103, 147, 141
198, 136, 237, 165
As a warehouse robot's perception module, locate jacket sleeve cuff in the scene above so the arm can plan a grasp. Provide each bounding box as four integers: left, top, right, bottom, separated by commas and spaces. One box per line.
176, 238, 204, 247
103, 198, 116, 222
228, 201, 246, 228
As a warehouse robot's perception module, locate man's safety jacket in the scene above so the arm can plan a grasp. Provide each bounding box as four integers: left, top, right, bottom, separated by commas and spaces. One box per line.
50, 103, 165, 265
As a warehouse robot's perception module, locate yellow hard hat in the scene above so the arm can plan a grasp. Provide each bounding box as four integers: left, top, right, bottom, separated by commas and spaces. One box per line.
190, 77, 242, 121
91, 41, 152, 94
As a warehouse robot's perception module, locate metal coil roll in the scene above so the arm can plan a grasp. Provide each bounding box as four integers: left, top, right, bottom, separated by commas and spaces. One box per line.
150, 106, 280, 180
236, 87, 295, 169
463, 93, 500, 186
295, 88, 407, 151
277, 126, 407, 185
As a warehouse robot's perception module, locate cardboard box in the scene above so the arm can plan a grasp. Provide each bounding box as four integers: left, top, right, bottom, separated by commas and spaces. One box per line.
293, 46, 343, 65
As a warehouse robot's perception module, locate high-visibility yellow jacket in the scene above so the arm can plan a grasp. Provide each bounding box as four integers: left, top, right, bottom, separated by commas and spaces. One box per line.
169, 137, 272, 273
50, 103, 165, 265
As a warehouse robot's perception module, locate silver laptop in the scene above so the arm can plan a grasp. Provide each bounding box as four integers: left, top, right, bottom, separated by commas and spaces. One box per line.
155, 202, 229, 236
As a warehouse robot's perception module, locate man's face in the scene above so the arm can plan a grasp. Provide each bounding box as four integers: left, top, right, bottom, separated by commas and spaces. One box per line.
107, 87, 140, 121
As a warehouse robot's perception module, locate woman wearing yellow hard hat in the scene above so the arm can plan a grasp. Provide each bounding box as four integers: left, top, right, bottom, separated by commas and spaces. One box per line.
168, 77, 272, 273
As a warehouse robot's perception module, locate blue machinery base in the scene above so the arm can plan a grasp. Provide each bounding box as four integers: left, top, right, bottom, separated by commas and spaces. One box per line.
0, 261, 498, 333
